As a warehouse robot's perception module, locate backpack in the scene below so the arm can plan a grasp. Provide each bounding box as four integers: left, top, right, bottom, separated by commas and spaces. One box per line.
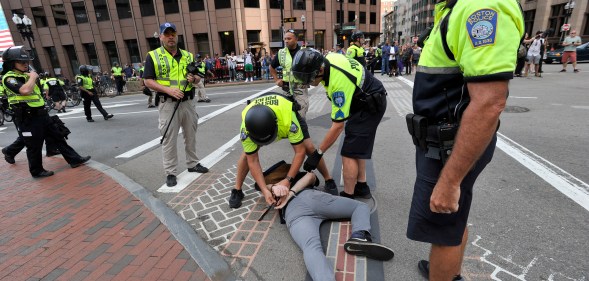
517, 44, 527, 58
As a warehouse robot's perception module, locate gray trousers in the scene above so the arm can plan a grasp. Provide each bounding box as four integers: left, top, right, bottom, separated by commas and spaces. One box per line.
283, 87, 309, 119
285, 189, 371, 281
195, 80, 208, 100
158, 97, 200, 175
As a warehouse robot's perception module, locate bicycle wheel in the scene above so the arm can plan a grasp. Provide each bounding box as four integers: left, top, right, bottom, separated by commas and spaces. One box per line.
4, 110, 13, 123
0, 110, 4, 126
72, 92, 82, 106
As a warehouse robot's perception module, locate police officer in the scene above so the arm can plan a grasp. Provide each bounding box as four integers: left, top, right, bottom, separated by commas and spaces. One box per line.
143, 22, 209, 187
195, 54, 211, 103
269, 30, 309, 119
228, 92, 336, 208
43, 73, 67, 113
405, 1, 524, 280
346, 31, 366, 67
111, 62, 124, 95
291, 48, 387, 199
0, 46, 90, 177
76, 65, 113, 122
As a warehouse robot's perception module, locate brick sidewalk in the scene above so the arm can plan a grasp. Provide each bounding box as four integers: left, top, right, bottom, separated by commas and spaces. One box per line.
0, 155, 211, 281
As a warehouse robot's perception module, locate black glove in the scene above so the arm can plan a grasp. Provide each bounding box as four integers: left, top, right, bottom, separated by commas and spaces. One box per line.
304, 149, 323, 172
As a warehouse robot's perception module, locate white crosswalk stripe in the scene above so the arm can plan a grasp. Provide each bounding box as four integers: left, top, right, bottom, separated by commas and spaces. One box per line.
381, 79, 413, 116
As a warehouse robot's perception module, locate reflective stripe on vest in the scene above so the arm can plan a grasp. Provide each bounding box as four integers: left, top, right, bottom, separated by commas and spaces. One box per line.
148, 47, 194, 90
278, 48, 294, 82
2, 71, 44, 106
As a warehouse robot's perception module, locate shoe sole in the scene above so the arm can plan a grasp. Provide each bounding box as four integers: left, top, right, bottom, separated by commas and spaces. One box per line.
344, 241, 394, 261
418, 260, 429, 279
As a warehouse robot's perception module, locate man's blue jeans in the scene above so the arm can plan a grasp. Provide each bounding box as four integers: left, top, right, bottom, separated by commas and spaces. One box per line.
381, 57, 390, 75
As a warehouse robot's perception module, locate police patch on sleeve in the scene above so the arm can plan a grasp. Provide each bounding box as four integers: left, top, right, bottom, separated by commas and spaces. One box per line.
332, 91, 346, 119
7, 78, 17, 85
240, 129, 248, 141
289, 122, 299, 133
466, 9, 498, 48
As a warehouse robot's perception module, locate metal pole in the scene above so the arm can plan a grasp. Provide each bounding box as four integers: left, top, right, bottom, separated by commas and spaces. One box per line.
339, 0, 343, 46
280, 0, 284, 48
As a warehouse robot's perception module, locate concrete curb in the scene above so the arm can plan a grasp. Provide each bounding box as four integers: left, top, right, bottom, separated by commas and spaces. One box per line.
87, 160, 237, 281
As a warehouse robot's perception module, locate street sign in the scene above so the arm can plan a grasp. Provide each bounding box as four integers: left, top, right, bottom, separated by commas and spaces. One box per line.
342, 25, 356, 30
283, 17, 297, 23
562, 23, 570, 31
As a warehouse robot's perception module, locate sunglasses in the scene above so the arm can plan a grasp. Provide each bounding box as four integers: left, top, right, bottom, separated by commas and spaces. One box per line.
286, 29, 298, 36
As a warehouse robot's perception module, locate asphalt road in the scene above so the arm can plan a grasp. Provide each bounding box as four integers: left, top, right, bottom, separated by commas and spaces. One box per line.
1, 64, 587, 280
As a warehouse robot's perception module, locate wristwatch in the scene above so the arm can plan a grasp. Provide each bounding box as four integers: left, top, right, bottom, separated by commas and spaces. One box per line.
285, 176, 294, 185
316, 148, 323, 156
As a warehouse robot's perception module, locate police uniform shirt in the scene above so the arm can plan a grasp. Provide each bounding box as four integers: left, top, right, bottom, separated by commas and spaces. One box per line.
4, 74, 44, 108
240, 95, 304, 154
271, 45, 301, 70
43, 78, 65, 94
321, 53, 382, 122
413, 0, 524, 121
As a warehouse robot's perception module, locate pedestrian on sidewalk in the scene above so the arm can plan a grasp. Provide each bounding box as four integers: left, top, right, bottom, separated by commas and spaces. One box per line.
0, 46, 90, 177
265, 168, 394, 281
76, 65, 114, 122
143, 22, 209, 187
405, 1, 524, 280
228, 93, 336, 209
381, 40, 391, 76
560, 29, 582, 73
523, 31, 544, 77
291, 49, 387, 200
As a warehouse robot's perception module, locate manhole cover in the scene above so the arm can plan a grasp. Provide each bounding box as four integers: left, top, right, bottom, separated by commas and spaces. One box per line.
504, 106, 529, 113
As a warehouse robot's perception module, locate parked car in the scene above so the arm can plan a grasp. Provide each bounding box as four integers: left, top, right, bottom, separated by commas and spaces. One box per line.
545, 42, 589, 64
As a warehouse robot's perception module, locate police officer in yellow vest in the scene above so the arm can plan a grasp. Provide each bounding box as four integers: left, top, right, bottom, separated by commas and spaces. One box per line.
404, 1, 524, 280
111, 62, 124, 95
269, 30, 309, 119
194, 54, 211, 103
43, 73, 67, 113
228, 93, 336, 208
76, 65, 113, 122
291, 49, 387, 199
346, 31, 366, 67
0, 46, 90, 177
143, 22, 209, 187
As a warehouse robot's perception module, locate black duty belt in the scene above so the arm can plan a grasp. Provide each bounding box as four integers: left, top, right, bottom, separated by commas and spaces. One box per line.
157, 92, 194, 102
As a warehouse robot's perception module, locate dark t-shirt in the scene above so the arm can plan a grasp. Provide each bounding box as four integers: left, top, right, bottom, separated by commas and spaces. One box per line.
3, 75, 26, 95
271, 45, 301, 69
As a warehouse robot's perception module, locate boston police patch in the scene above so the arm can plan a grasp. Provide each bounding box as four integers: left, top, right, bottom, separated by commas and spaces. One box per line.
240, 129, 248, 141
466, 9, 498, 48
7, 78, 18, 85
290, 122, 299, 133
332, 91, 345, 108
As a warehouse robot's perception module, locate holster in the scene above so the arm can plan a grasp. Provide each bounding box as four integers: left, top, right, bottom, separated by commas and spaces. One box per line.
50, 115, 71, 139
362, 91, 386, 114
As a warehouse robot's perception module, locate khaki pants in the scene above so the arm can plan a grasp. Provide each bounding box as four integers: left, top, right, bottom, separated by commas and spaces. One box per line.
285, 87, 309, 119
195, 80, 208, 100
158, 97, 200, 175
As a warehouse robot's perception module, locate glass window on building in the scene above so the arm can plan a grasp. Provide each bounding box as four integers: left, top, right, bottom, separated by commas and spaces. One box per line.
314, 30, 325, 50
84, 43, 99, 66
71, 2, 88, 24
125, 40, 141, 63
116, 0, 132, 19
244, 0, 259, 8
194, 33, 210, 56
370, 12, 376, 24
219, 31, 236, 55
371, 0, 376, 4
349, 0, 355, 3
293, 0, 305, 10
51, 4, 68, 26
549, 4, 566, 38
313, 0, 325, 11
359, 12, 366, 24
139, 0, 155, 17
93, 0, 110, 21
31, 7, 48, 27
584, 14, 589, 35
63, 45, 79, 76
215, 0, 231, 10
188, 0, 205, 11
147, 37, 160, 50
44, 46, 61, 71
360, 0, 366, 4
336, 10, 343, 25
177, 35, 186, 51
246, 30, 260, 44
271, 29, 282, 42
104, 41, 120, 66
269, 0, 280, 9
348, 11, 356, 22
523, 10, 535, 37
163, 0, 180, 14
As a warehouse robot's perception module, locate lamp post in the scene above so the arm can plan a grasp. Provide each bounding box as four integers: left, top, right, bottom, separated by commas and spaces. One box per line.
301, 15, 306, 46
12, 14, 43, 72
562, 0, 575, 41
414, 15, 419, 43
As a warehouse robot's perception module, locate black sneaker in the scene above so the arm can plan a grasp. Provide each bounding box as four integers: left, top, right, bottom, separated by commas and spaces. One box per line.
228, 189, 245, 208
2, 148, 15, 164
344, 230, 394, 261
418, 260, 464, 281
188, 163, 209, 173
32, 170, 54, 178
166, 175, 177, 187
87, 119, 95, 122
104, 114, 114, 120
70, 156, 91, 168
324, 179, 338, 196
46, 150, 61, 157
354, 182, 372, 199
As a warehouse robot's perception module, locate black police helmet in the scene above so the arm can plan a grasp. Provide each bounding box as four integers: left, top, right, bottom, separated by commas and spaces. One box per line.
351, 31, 364, 42
2, 46, 33, 62
245, 104, 278, 146
291, 48, 324, 85
79, 65, 89, 75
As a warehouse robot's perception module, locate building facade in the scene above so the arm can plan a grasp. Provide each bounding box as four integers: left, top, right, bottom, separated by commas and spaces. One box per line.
2, 0, 380, 79
521, 0, 588, 47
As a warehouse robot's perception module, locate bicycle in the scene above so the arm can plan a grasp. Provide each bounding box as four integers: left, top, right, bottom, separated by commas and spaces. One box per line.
0, 97, 15, 126
64, 84, 82, 107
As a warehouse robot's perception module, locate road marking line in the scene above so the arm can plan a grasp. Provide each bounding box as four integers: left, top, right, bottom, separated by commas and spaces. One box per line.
497, 133, 589, 212
394, 75, 589, 212
157, 134, 241, 193
116, 85, 277, 159
509, 96, 538, 99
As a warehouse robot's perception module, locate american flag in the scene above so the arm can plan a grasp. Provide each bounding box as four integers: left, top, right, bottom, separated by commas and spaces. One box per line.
0, 4, 16, 67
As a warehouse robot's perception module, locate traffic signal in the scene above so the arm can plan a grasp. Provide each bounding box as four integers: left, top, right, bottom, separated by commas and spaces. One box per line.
342, 35, 347, 41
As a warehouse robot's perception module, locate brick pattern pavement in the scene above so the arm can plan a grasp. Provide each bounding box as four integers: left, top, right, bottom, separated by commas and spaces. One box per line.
0, 155, 210, 281
170, 166, 367, 280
